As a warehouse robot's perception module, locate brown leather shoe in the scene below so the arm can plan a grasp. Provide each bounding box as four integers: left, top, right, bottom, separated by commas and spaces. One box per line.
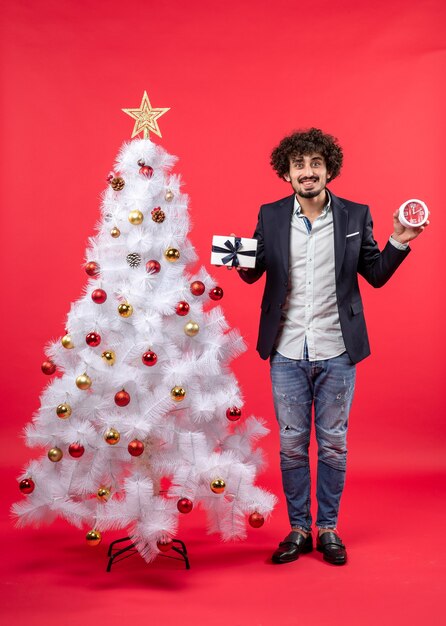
272, 531, 313, 564
316, 531, 347, 565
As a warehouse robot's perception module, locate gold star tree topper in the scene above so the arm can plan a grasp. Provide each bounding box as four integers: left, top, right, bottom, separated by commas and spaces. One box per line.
122, 91, 170, 139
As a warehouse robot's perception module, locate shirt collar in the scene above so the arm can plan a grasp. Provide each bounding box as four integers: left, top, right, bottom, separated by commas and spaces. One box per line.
294, 190, 332, 217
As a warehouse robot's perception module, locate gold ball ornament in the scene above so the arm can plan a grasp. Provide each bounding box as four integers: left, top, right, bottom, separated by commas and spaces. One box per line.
56, 403, 72, 419
104, 428, 120, 445
171, 386, 186, 402
110, 227, 121, 238
165, 189, 174, 202
48, 447, 63, 462
110, 176, 125, 191
118, 302, 133, 317
210, 478, 226, 494
184, 321, 199, 337
128, 210, 144, 225
86, 529, 102, 546
164, 247, 180, 262
97, 486, 111, 502
101, 350, 116, 365
76, 373, 92, 390
61, 334, 75, 349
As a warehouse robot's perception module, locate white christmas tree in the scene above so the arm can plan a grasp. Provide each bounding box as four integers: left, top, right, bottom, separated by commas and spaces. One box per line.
13, 93, 276, 563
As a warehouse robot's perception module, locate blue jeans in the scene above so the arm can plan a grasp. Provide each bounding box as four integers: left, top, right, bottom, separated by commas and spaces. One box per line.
270, 351, 356, 532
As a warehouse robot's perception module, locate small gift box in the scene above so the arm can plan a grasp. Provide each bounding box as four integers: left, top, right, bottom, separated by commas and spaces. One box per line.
211, 235, 258, 268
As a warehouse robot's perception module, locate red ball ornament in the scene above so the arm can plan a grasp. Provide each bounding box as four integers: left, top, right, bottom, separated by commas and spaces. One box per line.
128, 439, 144, 457
157, 538, 173, 552
177, 498, 193, 514
175, 301, 190, 316
226, 407, 242, 421
91, 288, 107, 304
86, 332, 101, 347
249, 512, 265, 528
139, 165, 153, 178
146, 260, 161, 274
142, 350, 157, 366
68, 443, 85, 458
19, 478, 35, 494
190, 280, 205, 296
85, 261, 100, 277
115, 389, 130, 407
41, 360, 56, 375
209, 286, 224, 301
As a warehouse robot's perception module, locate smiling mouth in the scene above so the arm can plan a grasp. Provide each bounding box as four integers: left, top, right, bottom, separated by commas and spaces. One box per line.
300, 178, 318, 186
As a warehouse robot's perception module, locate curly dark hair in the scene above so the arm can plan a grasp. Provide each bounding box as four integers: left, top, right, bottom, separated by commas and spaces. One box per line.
270, 128, 343, 181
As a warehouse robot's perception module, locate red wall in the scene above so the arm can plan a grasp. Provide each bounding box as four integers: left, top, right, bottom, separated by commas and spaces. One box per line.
1, 0, 445, 479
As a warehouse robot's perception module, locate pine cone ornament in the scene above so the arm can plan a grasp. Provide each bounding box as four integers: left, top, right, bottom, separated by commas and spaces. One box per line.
126, 253, 142, 268
110, 176, 125, 191
151, 208, 165, 223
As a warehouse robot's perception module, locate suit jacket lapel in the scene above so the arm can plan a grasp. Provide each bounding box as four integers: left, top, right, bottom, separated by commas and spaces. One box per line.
275, 194, 294, 276
331, 191, 348, 280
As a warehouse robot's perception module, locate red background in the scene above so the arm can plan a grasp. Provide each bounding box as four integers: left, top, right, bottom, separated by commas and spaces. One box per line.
1, 1, 445, 625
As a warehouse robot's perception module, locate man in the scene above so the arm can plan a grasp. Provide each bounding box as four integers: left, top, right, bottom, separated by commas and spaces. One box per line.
236, 128, 428, 565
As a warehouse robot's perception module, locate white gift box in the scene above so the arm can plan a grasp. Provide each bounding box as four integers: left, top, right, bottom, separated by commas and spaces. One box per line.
211, 235, 258, 269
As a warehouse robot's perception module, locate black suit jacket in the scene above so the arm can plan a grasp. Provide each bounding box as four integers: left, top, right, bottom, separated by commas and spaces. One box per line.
239, 191, 410, 363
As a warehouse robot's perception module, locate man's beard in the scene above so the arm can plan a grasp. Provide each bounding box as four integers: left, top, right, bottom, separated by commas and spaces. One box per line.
295, 176, 325, 199
296, 188, 323, 199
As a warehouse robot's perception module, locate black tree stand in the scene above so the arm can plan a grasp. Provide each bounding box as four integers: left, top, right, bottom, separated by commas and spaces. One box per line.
106, 537, 190, 572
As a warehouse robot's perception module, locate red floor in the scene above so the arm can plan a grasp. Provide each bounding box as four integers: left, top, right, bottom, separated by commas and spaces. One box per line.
2, 464, 445, 626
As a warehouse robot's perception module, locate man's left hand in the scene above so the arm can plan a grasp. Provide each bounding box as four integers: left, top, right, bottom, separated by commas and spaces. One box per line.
391, 210, 430, 244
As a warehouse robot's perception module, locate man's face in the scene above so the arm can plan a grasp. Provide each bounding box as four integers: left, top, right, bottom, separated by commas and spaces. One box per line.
284, 152, 330, 199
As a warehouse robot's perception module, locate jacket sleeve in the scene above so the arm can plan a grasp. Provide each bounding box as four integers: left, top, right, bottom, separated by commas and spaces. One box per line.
238, 206, 267, 285
357, 206, 410, 288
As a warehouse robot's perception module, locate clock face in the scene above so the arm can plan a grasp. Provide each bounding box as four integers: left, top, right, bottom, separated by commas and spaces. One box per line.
402, 201, 427, 225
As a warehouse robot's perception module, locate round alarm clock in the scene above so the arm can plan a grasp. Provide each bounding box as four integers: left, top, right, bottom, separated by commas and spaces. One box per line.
398, 199, 429, 228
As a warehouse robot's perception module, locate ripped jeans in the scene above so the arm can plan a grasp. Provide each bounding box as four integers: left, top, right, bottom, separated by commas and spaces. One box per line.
270, 351, 356, 532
